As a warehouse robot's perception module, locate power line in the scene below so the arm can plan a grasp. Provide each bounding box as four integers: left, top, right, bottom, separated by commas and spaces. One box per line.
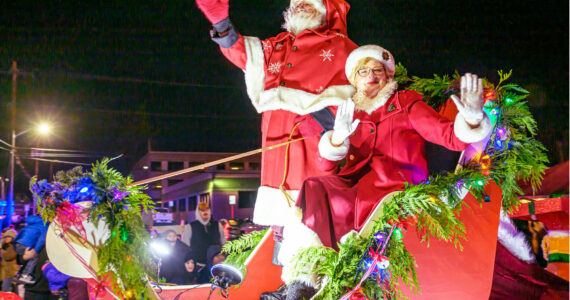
19, 157, 93, 166
17, 146, 107, 154
8, 102, 259, 120
19, 153, 105, 158
0, 69, 241, 90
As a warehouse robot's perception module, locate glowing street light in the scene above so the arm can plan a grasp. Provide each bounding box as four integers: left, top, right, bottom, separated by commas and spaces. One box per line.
37, 123, 52, 135
1, 122, 53, 228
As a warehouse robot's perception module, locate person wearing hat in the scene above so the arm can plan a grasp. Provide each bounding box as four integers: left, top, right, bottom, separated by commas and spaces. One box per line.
194, 0, 358, 237
279, 45, 492, 298
182, 202, 226, 269
156, 229, 191, 284
0, 229, 19, 292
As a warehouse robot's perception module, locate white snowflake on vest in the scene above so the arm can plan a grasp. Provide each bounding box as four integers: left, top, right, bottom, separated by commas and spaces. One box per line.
268, 62, 281, 74
275, 43, 283, 50
262, 40, 272, 51
315, 86, 324, 93
319, 49, 334, 62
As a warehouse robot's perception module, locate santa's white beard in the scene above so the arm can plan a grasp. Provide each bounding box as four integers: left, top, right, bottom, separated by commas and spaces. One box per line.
282, 7, 325, 35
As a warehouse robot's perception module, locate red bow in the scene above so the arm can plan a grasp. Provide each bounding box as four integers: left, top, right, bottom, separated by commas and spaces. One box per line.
345, 287, 369, 300
55, 202, 88, 240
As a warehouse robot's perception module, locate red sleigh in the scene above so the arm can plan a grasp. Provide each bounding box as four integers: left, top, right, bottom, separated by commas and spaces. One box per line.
157, 102, 568, 299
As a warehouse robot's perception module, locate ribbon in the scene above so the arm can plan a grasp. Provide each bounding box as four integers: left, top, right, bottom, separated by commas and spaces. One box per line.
56, 229, 120, 300
55, 202, 88, 241
340, 225, 395, 300
345, 286, 369, 300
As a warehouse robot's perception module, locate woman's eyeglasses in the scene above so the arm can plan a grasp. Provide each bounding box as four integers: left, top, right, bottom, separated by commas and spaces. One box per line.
357, 68, 385, 77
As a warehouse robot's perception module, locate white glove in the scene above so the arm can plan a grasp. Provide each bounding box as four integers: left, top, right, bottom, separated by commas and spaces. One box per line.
331, 98, 360, 146
451, 73, 485, 126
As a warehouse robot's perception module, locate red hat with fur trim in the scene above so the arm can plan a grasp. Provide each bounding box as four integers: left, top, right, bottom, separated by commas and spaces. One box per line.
345, 45, 396, 83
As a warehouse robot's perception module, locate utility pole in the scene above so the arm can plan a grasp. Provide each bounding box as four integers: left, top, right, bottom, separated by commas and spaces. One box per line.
0, 177, 5, 201
6, 61, 17, 228
0, 177, 4, 218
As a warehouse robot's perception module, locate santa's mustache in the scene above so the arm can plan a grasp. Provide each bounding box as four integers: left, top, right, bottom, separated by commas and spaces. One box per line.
282, 6, 325, 35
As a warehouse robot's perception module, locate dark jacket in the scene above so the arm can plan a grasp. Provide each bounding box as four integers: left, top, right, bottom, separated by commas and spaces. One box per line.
160, 240, 191, 284
181, 250, 210, 285
24, 248, 54, 296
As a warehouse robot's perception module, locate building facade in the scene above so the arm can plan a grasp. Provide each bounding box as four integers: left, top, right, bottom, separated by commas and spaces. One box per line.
131, 151, 261, 225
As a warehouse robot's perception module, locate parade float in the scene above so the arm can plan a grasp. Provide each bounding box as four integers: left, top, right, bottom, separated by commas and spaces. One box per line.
28, 70, 567, 299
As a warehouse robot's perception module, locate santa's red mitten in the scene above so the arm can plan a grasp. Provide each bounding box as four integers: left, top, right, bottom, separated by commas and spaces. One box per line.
195, 0, 230, 25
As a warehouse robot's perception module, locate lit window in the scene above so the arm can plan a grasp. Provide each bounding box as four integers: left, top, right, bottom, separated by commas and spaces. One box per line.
229, 162, 244, 170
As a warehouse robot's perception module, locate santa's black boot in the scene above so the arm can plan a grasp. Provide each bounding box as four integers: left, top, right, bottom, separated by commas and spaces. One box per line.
259, 284, 287, 300
285, 281, 317, 300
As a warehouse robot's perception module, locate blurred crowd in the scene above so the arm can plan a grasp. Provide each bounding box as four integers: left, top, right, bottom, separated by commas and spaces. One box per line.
0, 202, 231, 299
149, 201, 227, 285
0, 216, 90, 300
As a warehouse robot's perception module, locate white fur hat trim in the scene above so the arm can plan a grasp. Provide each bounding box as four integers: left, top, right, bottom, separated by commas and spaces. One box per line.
345, 45, 396, 80
290, 0, 326, 15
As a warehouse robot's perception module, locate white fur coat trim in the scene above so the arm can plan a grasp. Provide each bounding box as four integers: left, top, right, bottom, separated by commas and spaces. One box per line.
453, 113, 492, 144
252, 186, 300, 226
243, 36, 355, 114
279, 206, 324, 287
318, 130, 349, 161
353, 80, 398, 114
497, 209, 535, 263
243, 36, 266, 111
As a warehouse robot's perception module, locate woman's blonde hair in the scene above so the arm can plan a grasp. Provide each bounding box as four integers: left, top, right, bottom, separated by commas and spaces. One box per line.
348, 57, 386, 86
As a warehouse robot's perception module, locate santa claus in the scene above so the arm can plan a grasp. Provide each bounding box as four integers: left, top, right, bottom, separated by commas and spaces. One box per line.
194, 0, 358, 234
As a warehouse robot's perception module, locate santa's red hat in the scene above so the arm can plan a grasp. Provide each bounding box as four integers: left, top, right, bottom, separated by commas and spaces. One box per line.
345, 45, 396, 82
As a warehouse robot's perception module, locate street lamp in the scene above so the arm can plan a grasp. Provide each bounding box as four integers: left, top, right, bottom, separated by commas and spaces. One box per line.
2, 123, 52, 228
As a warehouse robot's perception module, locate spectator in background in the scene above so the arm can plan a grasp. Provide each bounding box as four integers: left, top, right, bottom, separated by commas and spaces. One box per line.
14, 215, 48, 284
1, 228, 19, 292
205, 245, 227, 281
208, 245, 226, 266
182, 202, 225, 267
23, 248, 57, 300
42, 262, 71, 298
159, 230, 190, 284
181, 250, 209, 285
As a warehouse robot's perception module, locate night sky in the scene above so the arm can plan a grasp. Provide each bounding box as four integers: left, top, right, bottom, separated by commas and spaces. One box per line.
0, 0, 568, 194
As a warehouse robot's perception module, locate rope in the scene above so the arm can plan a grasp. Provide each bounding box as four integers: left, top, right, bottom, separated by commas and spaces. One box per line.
279, 122, 302, 207
129, 137, 305, 187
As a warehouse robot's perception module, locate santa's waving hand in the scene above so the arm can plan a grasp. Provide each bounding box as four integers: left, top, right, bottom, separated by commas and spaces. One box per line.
195, 0, 230, 25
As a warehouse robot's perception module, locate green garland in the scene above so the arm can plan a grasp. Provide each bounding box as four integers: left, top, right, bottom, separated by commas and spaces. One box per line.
222, 228, 268, 274
30, 158, 156, 299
